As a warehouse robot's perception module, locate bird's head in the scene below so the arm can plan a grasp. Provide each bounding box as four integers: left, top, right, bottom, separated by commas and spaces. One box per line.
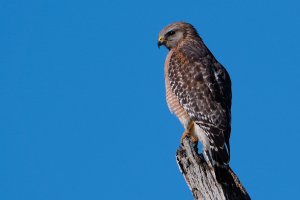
157, 22, 199, 50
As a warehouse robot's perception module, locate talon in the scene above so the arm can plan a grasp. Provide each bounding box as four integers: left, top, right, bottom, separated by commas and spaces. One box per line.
180, 122, 197, 144
180, 130, 189, 144
191, 135, 198, 143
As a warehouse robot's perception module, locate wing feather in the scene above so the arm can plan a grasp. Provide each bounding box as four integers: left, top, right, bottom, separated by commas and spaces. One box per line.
168, 39, 232, 164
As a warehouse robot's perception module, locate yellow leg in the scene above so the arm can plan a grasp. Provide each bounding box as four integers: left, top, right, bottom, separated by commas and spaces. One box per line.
180, 122, 198, 144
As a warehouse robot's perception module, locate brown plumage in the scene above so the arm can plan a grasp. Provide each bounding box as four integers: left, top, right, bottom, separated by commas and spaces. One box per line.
158, 22, 232, 183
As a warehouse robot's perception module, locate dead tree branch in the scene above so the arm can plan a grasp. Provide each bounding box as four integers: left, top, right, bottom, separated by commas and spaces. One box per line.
176, 137, 251, 200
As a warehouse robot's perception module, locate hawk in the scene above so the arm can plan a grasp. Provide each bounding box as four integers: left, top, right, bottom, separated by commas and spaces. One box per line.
158, 22, 232, 183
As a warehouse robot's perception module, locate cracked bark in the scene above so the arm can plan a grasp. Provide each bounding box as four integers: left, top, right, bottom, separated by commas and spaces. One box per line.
176, 137, 251, 200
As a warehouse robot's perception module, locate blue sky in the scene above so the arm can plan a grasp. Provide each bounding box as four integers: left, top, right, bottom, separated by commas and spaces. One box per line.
1, 0, 300, 199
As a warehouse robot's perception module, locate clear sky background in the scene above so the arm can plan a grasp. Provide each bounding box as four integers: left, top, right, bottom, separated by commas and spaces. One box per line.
1, 0, 300, 199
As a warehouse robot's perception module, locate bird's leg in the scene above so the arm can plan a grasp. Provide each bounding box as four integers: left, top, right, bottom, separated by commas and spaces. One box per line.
180, 122, 198, 144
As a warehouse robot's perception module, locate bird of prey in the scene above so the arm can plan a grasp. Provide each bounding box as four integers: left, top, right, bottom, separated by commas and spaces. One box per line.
158, 22, 232, 183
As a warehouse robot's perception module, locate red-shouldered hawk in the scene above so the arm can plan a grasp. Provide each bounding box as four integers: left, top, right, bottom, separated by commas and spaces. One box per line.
158, 22, 232, 183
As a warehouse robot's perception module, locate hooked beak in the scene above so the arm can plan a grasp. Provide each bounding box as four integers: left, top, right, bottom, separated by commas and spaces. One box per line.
157, 35, 165, 48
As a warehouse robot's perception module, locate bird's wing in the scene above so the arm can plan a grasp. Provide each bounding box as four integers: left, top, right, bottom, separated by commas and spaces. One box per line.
168, 40, 231, 165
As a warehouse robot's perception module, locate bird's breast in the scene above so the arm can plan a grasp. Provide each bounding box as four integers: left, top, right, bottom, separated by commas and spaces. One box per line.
164, 50, 190, 129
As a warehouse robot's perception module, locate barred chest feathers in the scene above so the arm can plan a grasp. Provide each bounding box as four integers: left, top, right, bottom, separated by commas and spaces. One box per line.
164, 49, 191, 130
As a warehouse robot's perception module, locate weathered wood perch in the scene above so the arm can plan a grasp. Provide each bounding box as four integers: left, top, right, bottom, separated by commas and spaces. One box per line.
176, 137, 251, 200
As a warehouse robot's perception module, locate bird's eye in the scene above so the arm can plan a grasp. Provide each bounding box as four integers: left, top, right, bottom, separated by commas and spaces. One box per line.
168, 30, 176, 36
169, 30, 175, 35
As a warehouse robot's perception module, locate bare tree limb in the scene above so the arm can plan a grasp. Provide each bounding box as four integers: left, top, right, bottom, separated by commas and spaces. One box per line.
176, 137, 251, 200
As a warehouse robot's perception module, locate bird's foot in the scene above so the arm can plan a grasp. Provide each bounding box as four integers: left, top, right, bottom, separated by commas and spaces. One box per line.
180, 123, 198, 144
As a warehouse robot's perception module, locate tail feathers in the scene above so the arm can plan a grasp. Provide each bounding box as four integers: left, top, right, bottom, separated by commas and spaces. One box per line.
204, 126, 231, 166
214, 165, 234, 185
210, 145, 230, 166
208, 145, 232, 185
